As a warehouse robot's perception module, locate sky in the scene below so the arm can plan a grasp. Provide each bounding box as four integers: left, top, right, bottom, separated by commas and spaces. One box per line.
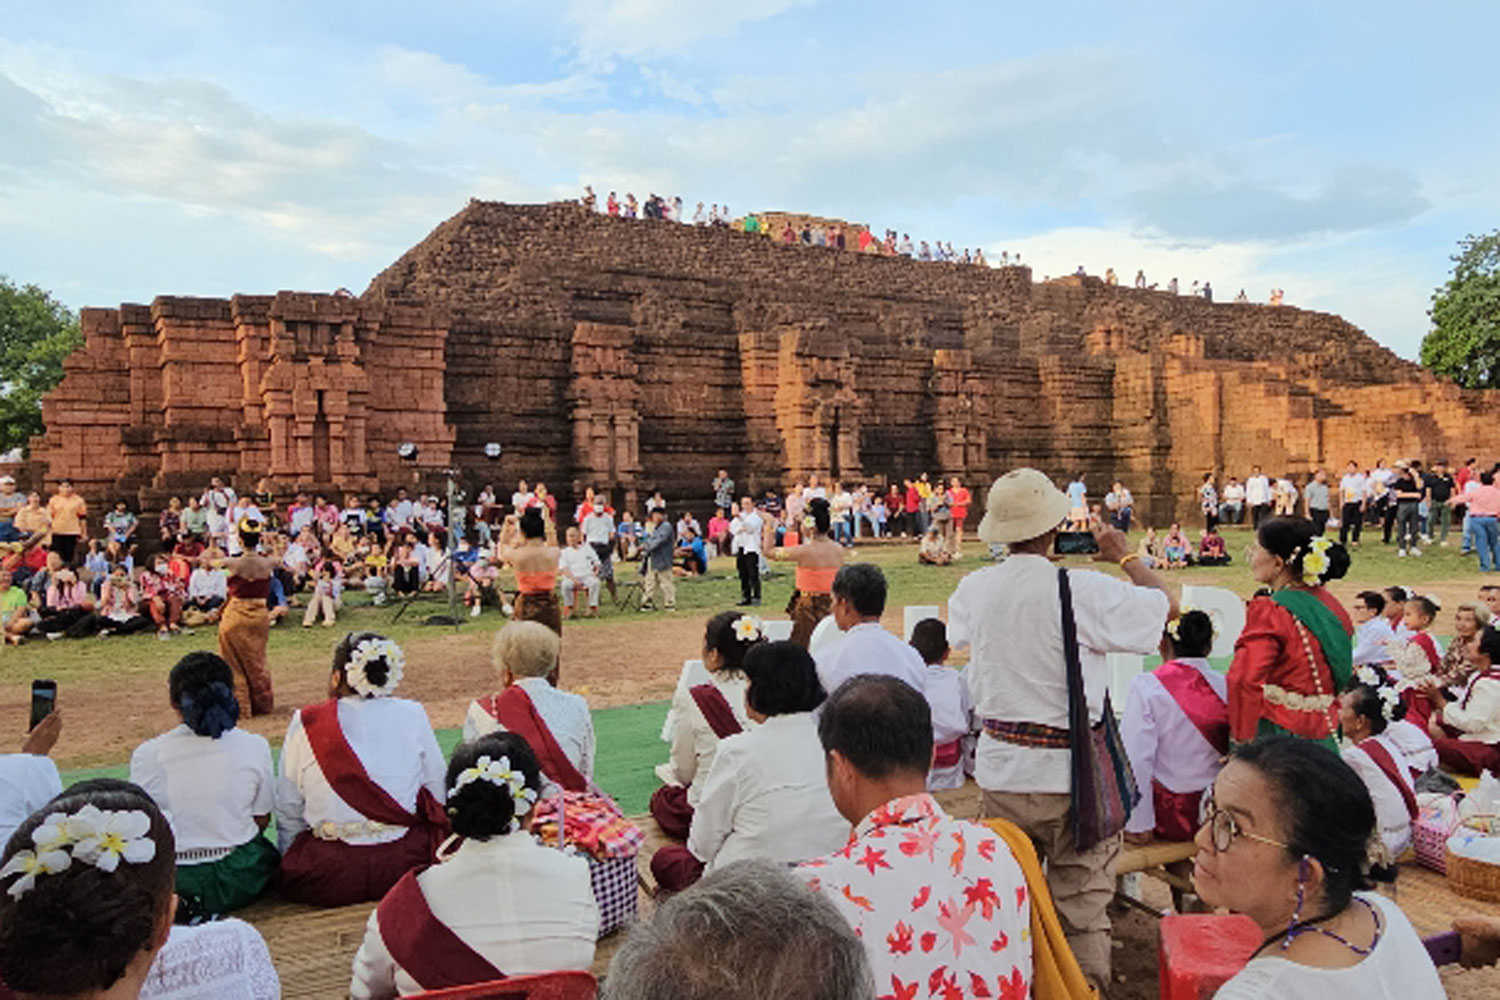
2, 1, 1497, 360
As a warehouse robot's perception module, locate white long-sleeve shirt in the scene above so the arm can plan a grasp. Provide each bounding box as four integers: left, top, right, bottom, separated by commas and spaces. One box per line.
0, 754, 62, 848
666, 671, 753, 808
925, 664, 973, 791
814, 622, 928, 701
1244, 475, 1272, 506
274, 697, 446, 851
687, 712, 849, 872
463, 677, 596, 780
188, 567, 228, 602
1120, 659, 1228, 834
131, 725, 274, 859
1352, 617, 1397, 666
949, 555, 1169, 794
729, 510, 764, 555
349, 834, 598, 999
1341, 734, 1418, 860
1444, 673, 1500, 744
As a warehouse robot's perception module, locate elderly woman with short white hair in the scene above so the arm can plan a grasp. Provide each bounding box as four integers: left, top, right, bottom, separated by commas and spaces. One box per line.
464, 621, 595, 791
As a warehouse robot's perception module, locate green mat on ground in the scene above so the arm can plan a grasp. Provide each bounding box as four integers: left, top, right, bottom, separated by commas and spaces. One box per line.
62, 700, 671, 817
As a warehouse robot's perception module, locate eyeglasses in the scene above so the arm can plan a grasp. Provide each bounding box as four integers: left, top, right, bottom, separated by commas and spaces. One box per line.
1201, 793, 1292, 854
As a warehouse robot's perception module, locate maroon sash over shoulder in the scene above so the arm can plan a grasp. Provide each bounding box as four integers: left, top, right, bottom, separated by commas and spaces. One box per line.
377, 870, 504, 990
481, 687, 589, 793
1154, 660, 1230, 757
933, 740, 964, 768
301, 700, 448, 831
1358, 738, 1419, 820
689, 684, 743, 740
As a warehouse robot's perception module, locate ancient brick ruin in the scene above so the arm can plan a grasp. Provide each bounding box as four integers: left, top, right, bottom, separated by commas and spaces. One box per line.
30, 200, 1500, 524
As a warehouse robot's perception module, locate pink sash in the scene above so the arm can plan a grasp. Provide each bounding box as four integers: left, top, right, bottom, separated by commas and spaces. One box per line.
301, 700, 448, 833
689, 684, 743, 740
1155, 660, 1230, 756
933, 739, 964, 769
1358, 738, 1418, 820
377, 870, 504, 990
481, 687, 589, 793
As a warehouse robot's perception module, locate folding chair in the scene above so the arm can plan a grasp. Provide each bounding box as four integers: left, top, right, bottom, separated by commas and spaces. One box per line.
409, 971, 597, 999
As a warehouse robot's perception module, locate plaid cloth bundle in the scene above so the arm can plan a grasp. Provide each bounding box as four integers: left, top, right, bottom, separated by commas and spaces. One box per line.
533, 790, 645, 860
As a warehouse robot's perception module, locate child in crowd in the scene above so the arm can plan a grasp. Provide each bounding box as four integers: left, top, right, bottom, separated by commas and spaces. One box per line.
302, 562, 340, 628
1162, 524, 1190, 569
909, 618, 973, 791
463, 556, 499, 618
1137, 526, 1162, 568
83, 539, 109, 593
1390, 595, 1442, 727
1196, 526, 1230, 566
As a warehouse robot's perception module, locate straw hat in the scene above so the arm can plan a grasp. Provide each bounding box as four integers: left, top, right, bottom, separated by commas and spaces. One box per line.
976, 468, 1074, 544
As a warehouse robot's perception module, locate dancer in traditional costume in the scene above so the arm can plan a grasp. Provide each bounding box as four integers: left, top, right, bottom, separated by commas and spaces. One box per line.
770, 498, 843, 648
276, 633, 447, 907
1228, 518, 1353, 750
499, 508, 561, 636
650, 641, 848, 892
1428, 625, 1500, 777
130, 652, 278, 916
1122, 610, 1228, 842
218, 516, 275, 716
1339, 665, 1423, 866
464, 621, 594, 790
649, 611, 763, 840
349, 732, 598, 998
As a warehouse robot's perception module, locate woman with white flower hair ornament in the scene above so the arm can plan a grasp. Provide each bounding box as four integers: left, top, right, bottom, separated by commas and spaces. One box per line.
0, 779, 177, 999
649, 611, 765, 841
1228, 518, 1354, 751
1337, 665, 1425, 868
1, 778, 281, 1000
275, 631, 447, 907
349, 732, 598, 998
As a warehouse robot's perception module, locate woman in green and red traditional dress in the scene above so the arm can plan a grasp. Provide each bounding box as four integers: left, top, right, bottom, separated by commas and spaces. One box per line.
1228, 517, 1354, 751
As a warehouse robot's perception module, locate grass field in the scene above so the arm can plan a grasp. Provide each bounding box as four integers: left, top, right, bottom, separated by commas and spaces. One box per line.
11, 522, 1491, 810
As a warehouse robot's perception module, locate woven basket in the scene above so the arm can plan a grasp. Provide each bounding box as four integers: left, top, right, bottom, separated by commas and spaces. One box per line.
1446, 847, 1500, 903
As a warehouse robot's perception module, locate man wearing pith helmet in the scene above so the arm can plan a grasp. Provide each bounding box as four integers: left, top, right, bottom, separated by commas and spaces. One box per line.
946, 468, 1176, 991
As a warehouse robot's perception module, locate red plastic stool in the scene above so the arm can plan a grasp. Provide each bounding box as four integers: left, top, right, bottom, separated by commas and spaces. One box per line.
1158, 913, 1262, 1000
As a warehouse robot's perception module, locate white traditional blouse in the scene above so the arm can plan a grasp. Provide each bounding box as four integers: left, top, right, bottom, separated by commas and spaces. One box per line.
665, 670, 753, 808
131, 725, 274, 861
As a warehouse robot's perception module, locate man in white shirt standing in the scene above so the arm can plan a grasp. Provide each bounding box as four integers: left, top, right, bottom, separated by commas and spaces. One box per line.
813, 564, 927, 698
948, 468, 1174, 993
729, 496, 764, 607
1339, 461, 1368, 547
1244, 465, 1272, 527
581, 500, 617, 605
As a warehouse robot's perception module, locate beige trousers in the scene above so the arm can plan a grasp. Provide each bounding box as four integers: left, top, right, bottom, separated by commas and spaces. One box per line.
980, 789, 1120, 995
641, 567, 676, 610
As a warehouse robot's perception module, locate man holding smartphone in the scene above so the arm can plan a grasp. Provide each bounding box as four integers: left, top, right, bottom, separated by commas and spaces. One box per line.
0, 702, 62, 846
947, 468, 1176, 994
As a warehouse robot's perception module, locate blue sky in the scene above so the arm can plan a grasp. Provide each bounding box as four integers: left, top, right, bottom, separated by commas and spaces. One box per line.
2, 1, 1496, 359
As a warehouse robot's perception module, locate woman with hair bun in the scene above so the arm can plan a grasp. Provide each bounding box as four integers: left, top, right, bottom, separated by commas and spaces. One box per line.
1228, 517, 1353, 750
498, 508, 562, 636
275, 632, 447, 907
770, 497, 845, 648
649, 611, 765, 840
1121, 610, 1229, 843
1338, 665, 1424, 865
218, 515, 276, 715
129, 652, 277, 916
349, 733, 598, 998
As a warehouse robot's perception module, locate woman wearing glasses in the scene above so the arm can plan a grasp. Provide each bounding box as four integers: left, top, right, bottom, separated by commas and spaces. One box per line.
1193, 737, 1443, 998
1228, 517, 1353, 750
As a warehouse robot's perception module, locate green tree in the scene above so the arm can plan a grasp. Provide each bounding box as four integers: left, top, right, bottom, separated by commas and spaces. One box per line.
0, 277, 83, 455
1421, 231, 1500, 388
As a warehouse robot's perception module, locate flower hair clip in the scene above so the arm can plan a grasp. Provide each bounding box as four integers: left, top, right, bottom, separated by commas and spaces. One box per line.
1299, 536, 1333, 583
1, 804, 156, 900
345, 637, 405, 698
1353, 665, 1403, 722
733, 615, 764, 642
449, 754, 539, 832
1166, 606, 1221, 642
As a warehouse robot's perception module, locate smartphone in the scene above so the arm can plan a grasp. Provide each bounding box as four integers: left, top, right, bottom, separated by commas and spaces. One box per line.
1053, 531, 1100, 556
29, 679, 57, 731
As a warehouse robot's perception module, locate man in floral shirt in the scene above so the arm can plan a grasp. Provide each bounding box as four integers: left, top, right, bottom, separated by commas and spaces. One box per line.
802, 676, 1031, 1000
